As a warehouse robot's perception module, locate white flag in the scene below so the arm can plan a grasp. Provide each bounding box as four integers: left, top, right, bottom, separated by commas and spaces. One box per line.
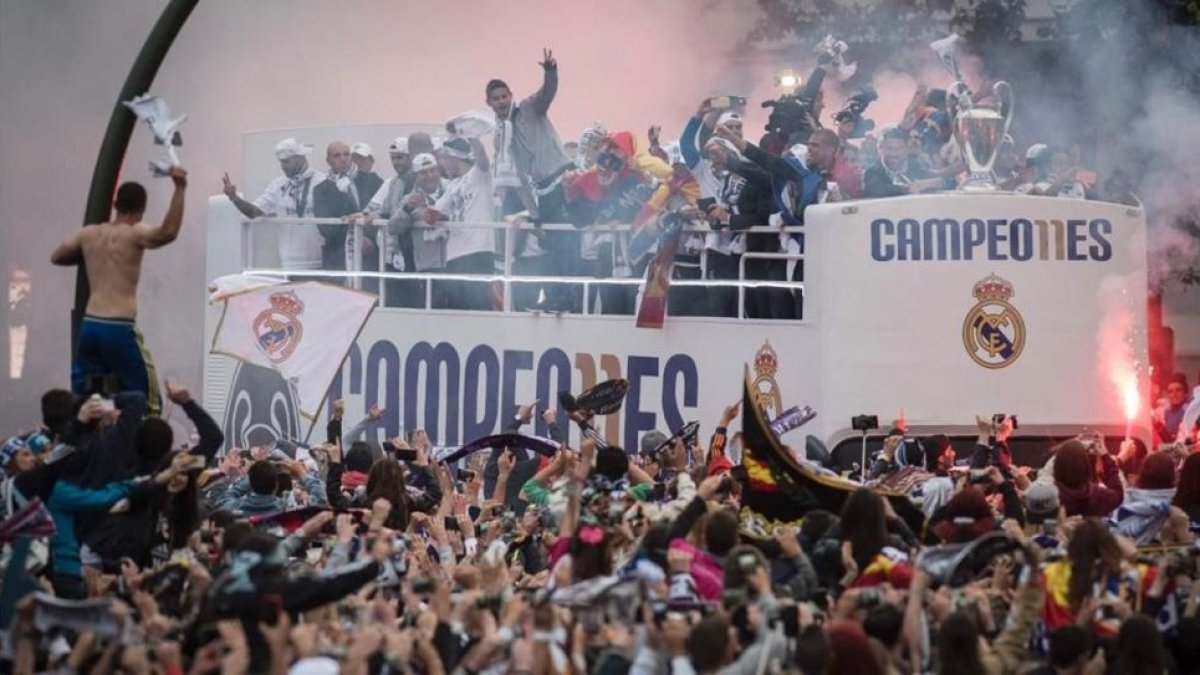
210, 282, 377, 418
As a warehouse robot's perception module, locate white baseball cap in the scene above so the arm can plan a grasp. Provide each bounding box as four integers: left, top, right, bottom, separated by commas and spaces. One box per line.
350, 142, 373, 158
717, 111, 743, 127
274, 137, 313, 161
412, 153, 438, 172
387, 136, 409, 154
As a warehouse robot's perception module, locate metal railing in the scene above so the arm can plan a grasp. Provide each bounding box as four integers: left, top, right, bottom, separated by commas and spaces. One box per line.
240, 217, 806, 317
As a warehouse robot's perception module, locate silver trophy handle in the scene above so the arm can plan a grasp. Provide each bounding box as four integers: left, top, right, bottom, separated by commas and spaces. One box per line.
993, 81, 1015, 138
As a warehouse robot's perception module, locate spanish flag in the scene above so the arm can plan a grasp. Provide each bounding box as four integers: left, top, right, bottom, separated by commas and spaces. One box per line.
736, 365, 925, 540
1041, 559, 1160, 637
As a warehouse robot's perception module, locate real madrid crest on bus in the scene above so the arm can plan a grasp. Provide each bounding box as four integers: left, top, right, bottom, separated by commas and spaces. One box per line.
254, 290, 305, 364
962, 273, 1025, 369
752, 341, 784, 417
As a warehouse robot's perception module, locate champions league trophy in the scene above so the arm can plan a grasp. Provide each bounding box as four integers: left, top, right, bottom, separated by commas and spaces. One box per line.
123, 94, 187, 177
930, 35, 1014, 191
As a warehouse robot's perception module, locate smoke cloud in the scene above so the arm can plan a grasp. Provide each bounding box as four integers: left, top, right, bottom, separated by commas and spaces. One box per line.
1, 1, 1195, 431
0, 0, 764, 428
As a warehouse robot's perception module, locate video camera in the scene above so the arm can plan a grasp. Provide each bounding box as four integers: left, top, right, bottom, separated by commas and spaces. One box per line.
833, 86, 878, 139
762, 64, 828, 145
762, 94, 819, 144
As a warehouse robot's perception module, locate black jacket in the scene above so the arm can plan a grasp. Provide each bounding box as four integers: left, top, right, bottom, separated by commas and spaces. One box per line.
313, 172, 381, 270
863, 162, 913, 199
83, 400, 224, 569
325, 461, 441, 530
721, 158, 777, 253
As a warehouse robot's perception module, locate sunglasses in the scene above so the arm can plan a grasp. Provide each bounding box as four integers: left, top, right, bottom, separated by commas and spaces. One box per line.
595, 151, 625, 172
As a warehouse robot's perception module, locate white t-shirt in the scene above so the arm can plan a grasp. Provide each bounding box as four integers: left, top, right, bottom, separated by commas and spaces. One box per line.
434, 166, 495, 262
253, 171, 327, 270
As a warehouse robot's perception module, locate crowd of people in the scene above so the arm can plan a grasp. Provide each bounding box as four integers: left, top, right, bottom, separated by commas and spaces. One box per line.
1, 368, 1199, 673
15, 38, 1199, 674
219, 48, 1118, 318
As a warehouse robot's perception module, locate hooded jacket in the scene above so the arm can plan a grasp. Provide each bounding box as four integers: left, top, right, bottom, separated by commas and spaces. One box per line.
1056, 454, 1123, 518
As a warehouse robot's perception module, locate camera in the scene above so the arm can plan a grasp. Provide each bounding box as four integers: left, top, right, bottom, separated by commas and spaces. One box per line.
851, 415, 879, 432
833, 86, 878, 139
762, 94, 819, 144
992, 414, 1018, 430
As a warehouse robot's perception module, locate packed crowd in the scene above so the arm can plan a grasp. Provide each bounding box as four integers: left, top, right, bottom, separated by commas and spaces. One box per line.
21, 38, 1194, 675
1, 366, 1198, 674
219, 48, 1117, 317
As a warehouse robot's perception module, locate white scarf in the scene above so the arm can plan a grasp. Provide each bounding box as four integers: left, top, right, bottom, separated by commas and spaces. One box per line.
284, 167, 315, 217
336, 166, 365, 271
493, 106, 521, 188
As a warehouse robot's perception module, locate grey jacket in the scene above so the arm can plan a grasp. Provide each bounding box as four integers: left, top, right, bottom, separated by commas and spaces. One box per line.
384, 179, 447, 273
502, 66, 571, 186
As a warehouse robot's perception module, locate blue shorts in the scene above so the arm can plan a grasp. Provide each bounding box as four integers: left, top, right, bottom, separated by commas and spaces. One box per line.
71, 315, 161, 415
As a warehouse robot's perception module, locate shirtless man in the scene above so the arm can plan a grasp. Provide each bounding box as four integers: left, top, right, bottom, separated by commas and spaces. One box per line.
51, 166, 188, 414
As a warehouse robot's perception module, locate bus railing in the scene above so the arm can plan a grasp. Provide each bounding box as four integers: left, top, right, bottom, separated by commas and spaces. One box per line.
240, 217, 806, 317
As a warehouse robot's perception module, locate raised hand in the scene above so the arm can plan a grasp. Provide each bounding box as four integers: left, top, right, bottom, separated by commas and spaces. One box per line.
165, 380, 191, 405
221, 172, 238, 198
721, 399, 741, 427
539, 48, 556, 70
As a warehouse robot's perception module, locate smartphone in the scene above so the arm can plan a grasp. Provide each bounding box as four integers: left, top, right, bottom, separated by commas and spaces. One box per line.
707, 95, 747, 110
395, 448, 418, 462
457, 469, 476, 483
444, 516, 460, 532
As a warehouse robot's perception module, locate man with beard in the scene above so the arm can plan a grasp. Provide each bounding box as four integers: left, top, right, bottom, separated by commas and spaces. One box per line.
222, 138, 326, 276
863, 127, 946, 198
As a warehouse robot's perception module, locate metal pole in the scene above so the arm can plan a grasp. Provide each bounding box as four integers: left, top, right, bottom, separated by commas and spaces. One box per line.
860, 431, 868, 483
71, 0, 199, 357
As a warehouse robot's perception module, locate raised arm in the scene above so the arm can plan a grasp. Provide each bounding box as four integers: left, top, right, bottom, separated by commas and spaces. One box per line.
137, 167, 188, 249
167, 381, 223, 464
221, 172, 265, 219
469, 137, 490, 174
679, 115, 703, 169
50, 229, 85, 266
527, 48, 559, 115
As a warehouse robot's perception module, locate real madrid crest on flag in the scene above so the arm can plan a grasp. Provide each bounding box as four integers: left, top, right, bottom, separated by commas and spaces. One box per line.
962, 273, 1025, 369
254, 291, 305, 364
